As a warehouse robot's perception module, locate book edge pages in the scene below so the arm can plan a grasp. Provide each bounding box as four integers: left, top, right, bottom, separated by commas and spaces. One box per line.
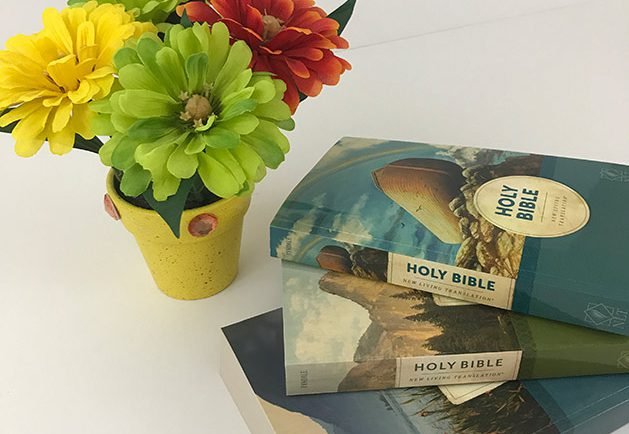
438, 382, 506, 405
284, 351, 523, 396
220, 332, 275, 434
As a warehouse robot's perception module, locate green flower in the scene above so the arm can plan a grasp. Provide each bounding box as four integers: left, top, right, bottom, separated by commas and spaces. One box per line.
92, 22, 294, 201
67, 0, 180, 23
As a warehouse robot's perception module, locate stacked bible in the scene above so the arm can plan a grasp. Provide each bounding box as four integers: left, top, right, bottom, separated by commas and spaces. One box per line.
222, 137, 629, 433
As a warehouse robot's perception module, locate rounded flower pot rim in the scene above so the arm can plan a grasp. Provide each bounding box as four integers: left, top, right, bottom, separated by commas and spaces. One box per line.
105, 170, 251, 216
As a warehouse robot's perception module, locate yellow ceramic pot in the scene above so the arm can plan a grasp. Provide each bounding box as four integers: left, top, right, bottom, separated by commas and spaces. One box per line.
105, 172, 251, 300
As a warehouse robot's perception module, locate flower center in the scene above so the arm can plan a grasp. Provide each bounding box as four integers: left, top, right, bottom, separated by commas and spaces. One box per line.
262, 15, 284, 41
180, 94, 213, 127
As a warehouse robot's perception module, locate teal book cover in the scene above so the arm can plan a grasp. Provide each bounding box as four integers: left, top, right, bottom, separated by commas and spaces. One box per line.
221, 309, 629, 434
281, 261, 629, 395
270, 137, 629, 335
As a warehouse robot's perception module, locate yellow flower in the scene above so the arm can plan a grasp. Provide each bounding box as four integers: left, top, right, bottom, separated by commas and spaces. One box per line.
0, 1, 156, 157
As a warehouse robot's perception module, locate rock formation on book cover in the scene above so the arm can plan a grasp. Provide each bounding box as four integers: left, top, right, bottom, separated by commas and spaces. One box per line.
283, 258, 629, 396
316, 270, 519, 392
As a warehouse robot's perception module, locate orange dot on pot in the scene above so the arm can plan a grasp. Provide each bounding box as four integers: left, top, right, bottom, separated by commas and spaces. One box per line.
189, 213, 218, 237
104, 194, 121, 221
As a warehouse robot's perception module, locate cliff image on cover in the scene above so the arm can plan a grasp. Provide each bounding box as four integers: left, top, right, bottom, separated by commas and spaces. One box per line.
221, 309, 629, 434
282, 262, 629, 395
270, 137, 629, 335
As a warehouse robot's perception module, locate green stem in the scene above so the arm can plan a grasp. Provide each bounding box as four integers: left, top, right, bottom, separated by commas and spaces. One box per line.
74, 135, 104, 154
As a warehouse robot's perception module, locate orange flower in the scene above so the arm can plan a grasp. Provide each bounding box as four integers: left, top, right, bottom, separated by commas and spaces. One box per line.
177, 0, 351, 113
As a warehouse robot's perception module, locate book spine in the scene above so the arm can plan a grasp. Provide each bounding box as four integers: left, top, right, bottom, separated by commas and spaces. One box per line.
271, 224, 518, 310
285, 361, 370, 395
269, 225, 321, 266
285, 351, 524, 396
522, 343, 629, 380
512, 312, 629, 379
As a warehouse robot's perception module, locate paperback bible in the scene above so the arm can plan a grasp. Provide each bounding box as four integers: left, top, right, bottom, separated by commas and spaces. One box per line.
222, 309, 629, 434
271, 137, 629, 335
281, 261, 629, 395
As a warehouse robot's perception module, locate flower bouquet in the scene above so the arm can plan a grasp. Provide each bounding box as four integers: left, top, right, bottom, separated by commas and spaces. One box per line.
0, 0, 354, 299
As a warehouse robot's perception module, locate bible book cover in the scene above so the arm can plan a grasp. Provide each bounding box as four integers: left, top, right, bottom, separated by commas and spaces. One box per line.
222, 309, 629, 434
271, 137, 629, 335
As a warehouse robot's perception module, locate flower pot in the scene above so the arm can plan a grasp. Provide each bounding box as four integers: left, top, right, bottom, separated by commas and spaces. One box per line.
105, 171, 251, 300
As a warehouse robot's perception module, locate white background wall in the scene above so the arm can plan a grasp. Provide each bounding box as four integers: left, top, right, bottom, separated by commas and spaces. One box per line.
0, 1, 627, 433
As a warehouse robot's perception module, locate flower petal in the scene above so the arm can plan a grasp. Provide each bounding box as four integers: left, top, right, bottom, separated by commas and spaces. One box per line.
177, 2, 221, 24
241, 125, 286, 169
48, 125, 76, 155
206, 22, 231, 83
47, 54, 81, 92
99, 134, 122, 166
156, 47, 188, 94
70, 103, 94, 139
120, 164, 151, 197
137, 143, 181, 201
67, 79, 99, 104
198, 151, 242, 198
201, 127, 240, 149
51, 99, 73, 133
253, 97, 291, 121
250, 76, 276, 104
167, 142, 199, 179
12, 106, 52, 142
231, 142, 266, 182
42, 7, 74, 53
257, 0, 294, 22
218, 113, 259, 135
119, 63, 166, 92
112, 136, 139, 170
214, 40, 253, 96
184, 134, 207, 155
0, 101, 41, 127
127, 117, 180, 141
207, 148, 246, 185
117, 90, 177, 119
219, 98, 257, 121
284, 47, 323, 61
285, 58, 310, 79
15, 136, 46, 158
114, 46, 142, 69
185, 52, 209, 93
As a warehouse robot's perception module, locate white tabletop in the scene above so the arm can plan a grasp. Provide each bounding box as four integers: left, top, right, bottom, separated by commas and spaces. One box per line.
1, 1, 628, 433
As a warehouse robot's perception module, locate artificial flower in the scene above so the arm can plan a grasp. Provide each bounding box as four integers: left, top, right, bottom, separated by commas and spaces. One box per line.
0, 1, 155, 157
67, 0, 180, 23
92, 22, 293, 202
177, 0, 351, 112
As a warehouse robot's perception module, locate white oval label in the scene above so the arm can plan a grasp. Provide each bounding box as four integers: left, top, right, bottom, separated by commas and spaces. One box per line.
473, 176, 590, 238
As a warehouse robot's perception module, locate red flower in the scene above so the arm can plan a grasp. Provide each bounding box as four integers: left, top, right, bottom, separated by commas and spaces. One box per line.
177, 0, 351, 113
